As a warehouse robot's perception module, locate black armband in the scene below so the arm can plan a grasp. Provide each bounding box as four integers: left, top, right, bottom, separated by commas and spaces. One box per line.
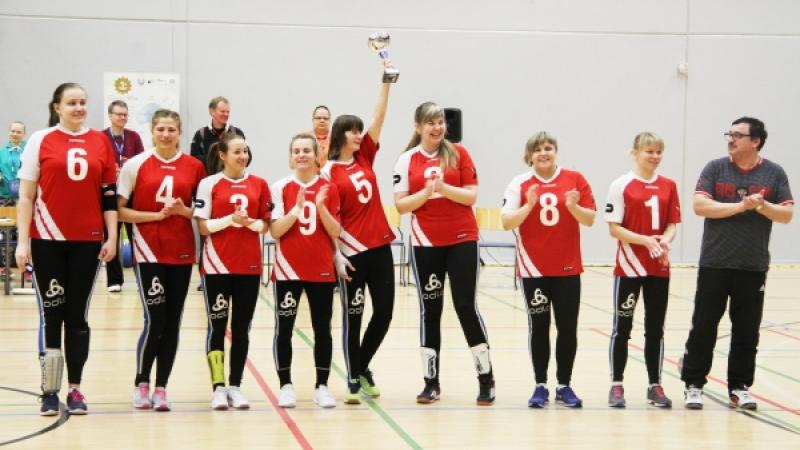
102, 184, 118, 211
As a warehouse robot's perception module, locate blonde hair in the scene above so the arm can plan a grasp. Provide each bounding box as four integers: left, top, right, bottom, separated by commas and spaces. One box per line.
524, 132, 558, 166
631, 131, 664, 155
150, 109, 182, 147
405, 102, 458, 169
288, 132, 319, 169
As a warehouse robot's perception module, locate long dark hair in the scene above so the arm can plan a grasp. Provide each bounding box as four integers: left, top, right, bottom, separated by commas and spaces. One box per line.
328, 114, 364, 160
207, 133, 248, 174
48, 82, 84, 127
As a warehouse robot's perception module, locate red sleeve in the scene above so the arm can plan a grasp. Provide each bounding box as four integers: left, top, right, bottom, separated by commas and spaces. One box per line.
101, 136, 117, 184
358, 133, 379, 167
577, 172, 596, 210
667, 180, 681, 223
457, 145, 478, 186
326, 181, 341, 221
259, 178, 272, 221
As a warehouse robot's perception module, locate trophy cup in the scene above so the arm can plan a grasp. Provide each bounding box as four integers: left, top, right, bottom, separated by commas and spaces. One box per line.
368, 31, 399, 83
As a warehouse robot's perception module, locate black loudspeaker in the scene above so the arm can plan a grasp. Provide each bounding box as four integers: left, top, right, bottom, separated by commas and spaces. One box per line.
444, 108, 462, 143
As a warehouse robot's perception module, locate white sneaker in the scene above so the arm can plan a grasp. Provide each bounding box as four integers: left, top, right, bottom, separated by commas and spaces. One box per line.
729, 389, 757, 410
211, 386, 229, 410
152, 388, 171, 412
133, 382, 152, 409
314, 385, 336, 408
107, 284, 122, 293
684, 386, 703, 410
227, 386, 250, 409
278, 384, 296, 408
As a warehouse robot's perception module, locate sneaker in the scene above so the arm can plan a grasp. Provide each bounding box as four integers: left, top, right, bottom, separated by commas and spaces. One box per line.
211, 386, 229, 410
528, 385, 549, 408
359, 370, 380, 398
647, 385, 672, 408
227, 386, 250, 409
314, 385, 336, 408
416, 380, 441, 404
555, 385, 583, 408
66, 388, 88, 415
133, 383, 152, 409
107, 284, 122, 293
152, 387, 171, 412
608, 385, 626, 408
39, 392, 59, 416
477, 375, 495, 406
344, 381, 361, 405
278, 384, 296, 408
729, 389, 757, 410
684, 386, 703, 410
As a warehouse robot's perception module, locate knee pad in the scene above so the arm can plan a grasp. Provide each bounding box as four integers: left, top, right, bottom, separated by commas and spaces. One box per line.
207, 350, 225, 386
470, 343, 492, 375
40, 348, 64, 394
420, 347, 437, 379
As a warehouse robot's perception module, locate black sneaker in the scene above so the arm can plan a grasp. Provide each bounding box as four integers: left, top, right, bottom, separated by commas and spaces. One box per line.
66, 388, 88, 415
416, 379, 441, 404
40, 392, 59, 416
477, 374, 495, 406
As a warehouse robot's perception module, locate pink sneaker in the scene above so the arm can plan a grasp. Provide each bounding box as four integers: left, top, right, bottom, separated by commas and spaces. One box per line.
151, 387, 171, 412
133, 383, 152, 409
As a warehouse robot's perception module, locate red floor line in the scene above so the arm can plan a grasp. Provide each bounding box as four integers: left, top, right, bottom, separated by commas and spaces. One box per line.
226, 331, 313, 450
767, 328, 800, 342
589, 327, 800, 416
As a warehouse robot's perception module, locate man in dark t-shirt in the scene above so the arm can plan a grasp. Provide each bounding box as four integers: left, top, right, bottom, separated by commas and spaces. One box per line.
190, 96, 247, 174
680, 117, 794, 411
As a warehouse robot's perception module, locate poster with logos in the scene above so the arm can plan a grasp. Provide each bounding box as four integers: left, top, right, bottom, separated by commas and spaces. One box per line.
103, 72, 180, 148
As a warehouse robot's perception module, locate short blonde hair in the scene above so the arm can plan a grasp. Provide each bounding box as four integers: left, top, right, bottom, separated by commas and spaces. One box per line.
524, 132, 558, 166
631, 131, 664, 154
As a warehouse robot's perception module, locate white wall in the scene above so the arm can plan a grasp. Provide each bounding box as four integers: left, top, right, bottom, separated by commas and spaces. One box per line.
1, 0, 798, 263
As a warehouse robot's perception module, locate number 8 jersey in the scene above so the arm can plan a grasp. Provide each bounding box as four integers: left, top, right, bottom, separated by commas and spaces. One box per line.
118, 150, 206, 264
18, 126, 117, 241
604, 171, 681, 277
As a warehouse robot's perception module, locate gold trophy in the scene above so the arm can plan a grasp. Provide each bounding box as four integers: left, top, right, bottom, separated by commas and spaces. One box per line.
368, 31, 399, 83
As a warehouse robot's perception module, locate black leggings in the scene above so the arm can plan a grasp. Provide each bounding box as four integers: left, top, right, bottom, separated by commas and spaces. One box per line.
609, 276, 669, 385
339, 244, 394, 382
202, 274, 260, 389
32, 239, 101, 385
410, 241, 488, 379
273, 280, 335, 387
521, 275, 580, 385
133, 263, 192, 387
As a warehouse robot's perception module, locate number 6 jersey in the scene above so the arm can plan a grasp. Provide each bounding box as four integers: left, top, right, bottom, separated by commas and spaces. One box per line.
604, 171, 681, 277
118, 149, 206, 264
18, 126, 117, 241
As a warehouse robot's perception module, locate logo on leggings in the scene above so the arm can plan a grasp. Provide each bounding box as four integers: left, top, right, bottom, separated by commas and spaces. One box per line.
278, 292, 298, 316
618, 293, 637, 317
528, 288, 550, 314
424, 274, 443, 291
145, 276, 166, 305
209, 294, 229, 320
42, 279, 66, 308
349, 288, 365, 314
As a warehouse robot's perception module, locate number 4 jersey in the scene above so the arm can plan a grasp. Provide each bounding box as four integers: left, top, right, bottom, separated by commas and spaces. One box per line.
502, 167, 596, 277
18, 126, 118, 241
604, 171, 681, 277
118, 150, 206, 264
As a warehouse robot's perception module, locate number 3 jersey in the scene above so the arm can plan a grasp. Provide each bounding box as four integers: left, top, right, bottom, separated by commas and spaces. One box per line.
118, 150, 206, 264
320, 133, 395, 256
604, 171, 681, 278
194, 172, 272, 275
270, 175, 341, 282
18, 126, 117, 241
502, 167, 596, 277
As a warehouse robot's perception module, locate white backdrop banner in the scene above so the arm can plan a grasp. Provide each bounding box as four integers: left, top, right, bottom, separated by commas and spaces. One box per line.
103, 72, 180, 148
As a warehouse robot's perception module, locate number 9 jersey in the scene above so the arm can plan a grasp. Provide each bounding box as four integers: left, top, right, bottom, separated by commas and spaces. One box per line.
118, 150, 206, 264
604, 171, 681, 277
18, 126, 117, 241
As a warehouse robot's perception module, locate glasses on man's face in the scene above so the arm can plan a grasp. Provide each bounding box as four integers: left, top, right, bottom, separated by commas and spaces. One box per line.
111, 112, 129, 118
313, 116, 329, 121
724, 132, 751, 140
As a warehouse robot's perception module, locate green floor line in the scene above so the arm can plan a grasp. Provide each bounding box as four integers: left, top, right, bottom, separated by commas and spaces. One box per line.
260, 292, 424, 450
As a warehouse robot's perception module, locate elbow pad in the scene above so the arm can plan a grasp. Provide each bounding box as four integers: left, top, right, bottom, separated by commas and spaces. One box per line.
101, 184, 118, 211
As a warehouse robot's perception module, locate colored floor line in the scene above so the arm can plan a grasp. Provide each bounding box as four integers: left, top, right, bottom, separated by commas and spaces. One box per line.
0, 386, 70, 447
259, 292, 424, 450
224, 330, 313, 450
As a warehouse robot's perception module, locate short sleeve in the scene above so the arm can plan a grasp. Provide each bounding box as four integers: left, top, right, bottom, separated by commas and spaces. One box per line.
393, 153, 411, 193
326, 182, 341, 221
457, 145, 478, 186
695, 160, 717, 198
101, 136, 118, 184
194, 177, 213, 220
358, 133, 379, 167
576, 172, 597, 210
772, 164, 794, 205
501, 175, 523, 215
258, 178, 273, 221
604, 177, 627, 223
667, 180, 682, 224
271, 178, 287, 220
18, 129, 46, 182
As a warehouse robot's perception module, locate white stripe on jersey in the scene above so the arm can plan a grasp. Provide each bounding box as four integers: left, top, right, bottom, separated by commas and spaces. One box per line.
620, 243, 646, 277
202, 239, 229, 274
34, 197, 65, 240
338, 229, 368, 257
410, 215, 432, 247
274, 242, 299, 280
515, 237, 542, 278
132, 224, 158, 263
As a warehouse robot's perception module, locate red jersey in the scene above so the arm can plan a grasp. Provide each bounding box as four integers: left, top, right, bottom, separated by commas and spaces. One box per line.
393, 144, 479, 247
320, 133, 395, 256
195, 172, 272, 275
502, 168, 596, 277
270, 175, 340, 282
18, 126, 117, 241
118, 150, 206, 265
604, 172, 681, 277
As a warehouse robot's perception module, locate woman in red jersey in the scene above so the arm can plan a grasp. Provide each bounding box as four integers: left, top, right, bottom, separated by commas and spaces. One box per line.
118, 109, 206, 412
194, 134, 271, 410
393, 101, 494, 405
501, 132, 596, 408
604, 131, 680, 409
271, 133, 341, 409
16, 82, 118, 416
